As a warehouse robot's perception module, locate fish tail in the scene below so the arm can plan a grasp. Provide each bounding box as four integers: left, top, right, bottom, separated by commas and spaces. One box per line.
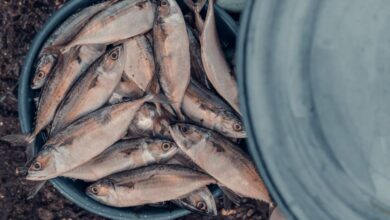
41, 45, 63, 55
183, 0, 207, 13
27, 181, 46, 200
145, 93, 171, 105
218, 184, 242, 205
1, 133, 34, 146
173, 104, 186, 122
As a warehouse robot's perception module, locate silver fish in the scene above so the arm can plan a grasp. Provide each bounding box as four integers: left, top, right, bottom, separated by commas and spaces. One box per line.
183, 80, 246, 138
31, 1, 114, 89
187, 26, 210, 89
86, 164, 215, 207
169, 123, 271, 203
154, 0, 190, 121
63, 138, 178, 181
199, 0, 241, 114
123, 35, 155, 92
2, 45, 106, 150
59, 0, 155, 53
50, 45, 125, 134
26, 94, 158, 181
173, 187, 217, 216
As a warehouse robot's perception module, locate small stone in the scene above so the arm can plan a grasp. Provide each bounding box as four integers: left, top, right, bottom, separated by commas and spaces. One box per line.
37, 208, 54, 220
247, 208, 255, 217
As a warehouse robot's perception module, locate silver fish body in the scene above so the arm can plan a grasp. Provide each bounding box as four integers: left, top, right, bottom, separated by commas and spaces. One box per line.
86, 164, 215, 207
31, 45, 106, 142
123, 35, 155, 92
153, 0, 190, 120
63, 138, 178, 181
26, 95, 155, 180
170, 124, 271, 203
61, 0, 155, 52
183, 80, 246, 138
31, 1, 113, 89
51, 45, 125, 134
199, 0, 240, 114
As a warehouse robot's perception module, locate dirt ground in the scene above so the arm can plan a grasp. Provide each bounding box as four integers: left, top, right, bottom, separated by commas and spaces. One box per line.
0, 1, 268, 219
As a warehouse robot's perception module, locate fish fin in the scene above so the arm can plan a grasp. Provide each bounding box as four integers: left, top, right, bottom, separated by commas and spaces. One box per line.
1, 134, 33, 146
41, 45, 63, 55
183, 0, 207, 13
218, 185, 242, 205
27, 181, 46, 200
15, 166, 28, 176
145, 93, 171, 105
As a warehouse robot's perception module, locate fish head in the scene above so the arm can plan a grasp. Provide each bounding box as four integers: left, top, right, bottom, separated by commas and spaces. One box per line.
157, 0, 181, 19
86, 179, 118, 205
181, 188, 218, 216
31, 54, 56, 89
216, 110, 247, 138
26, 147, 58, 180
102, 44, 124, 72
169, 123, 208, 150
147, 139, 179, 162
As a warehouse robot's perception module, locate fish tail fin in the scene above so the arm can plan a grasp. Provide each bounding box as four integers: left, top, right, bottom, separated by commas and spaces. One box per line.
15, 166, 28, 176
1, 133, 34, 146
42, 45, 63, 55
218, 184, 242, 205
183, 0, 206, 13
27, 181, 46, 200
145, 93, 171, 105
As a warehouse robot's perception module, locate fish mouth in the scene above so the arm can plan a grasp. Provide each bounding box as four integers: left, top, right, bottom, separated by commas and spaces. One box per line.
26, 172, 50, 181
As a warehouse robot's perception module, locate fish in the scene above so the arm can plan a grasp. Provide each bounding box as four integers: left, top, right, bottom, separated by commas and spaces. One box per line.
169, 123, 271, 204
86, 164, 215, 207
187, 26, 210, 89
127, 103, 172, 139
50, 45, 125, 134
31, 0, 114, 89
123, 35, 155, 92
62, 138, 178, 181
153, 0, 191, 121
2, 45, 106, 152
25, 94, 161, 181
197, 0, 241, 114
270, 207, 288, 220
57, 0, 156, 53
31, 54, 57, 90
173, 187, 217, 216
182, 80, 246, 138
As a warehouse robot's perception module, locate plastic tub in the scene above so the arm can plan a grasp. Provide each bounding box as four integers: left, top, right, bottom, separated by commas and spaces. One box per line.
18, 1, 237, 219
238, 0, 390, 219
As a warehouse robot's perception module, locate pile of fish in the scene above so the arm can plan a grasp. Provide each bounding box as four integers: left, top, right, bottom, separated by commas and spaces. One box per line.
3, 0, 280, 217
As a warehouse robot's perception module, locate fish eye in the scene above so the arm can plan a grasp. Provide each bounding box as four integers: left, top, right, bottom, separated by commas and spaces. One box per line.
180, 126, 191, 134
161, 0, 168, 6
32, 161, 42, 170
196, 201, 207, 210
161, 142, 172, 151
233, 122, 243, 132
37, 71, 45, 79
109, 49, 119, 60
90, 186, 99, 194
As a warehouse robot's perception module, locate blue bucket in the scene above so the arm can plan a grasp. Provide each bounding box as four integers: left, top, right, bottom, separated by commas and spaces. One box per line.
18, 1, 238, 219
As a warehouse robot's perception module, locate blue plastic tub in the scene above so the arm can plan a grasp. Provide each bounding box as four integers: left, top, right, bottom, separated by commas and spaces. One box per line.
18, 1, 237, 219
